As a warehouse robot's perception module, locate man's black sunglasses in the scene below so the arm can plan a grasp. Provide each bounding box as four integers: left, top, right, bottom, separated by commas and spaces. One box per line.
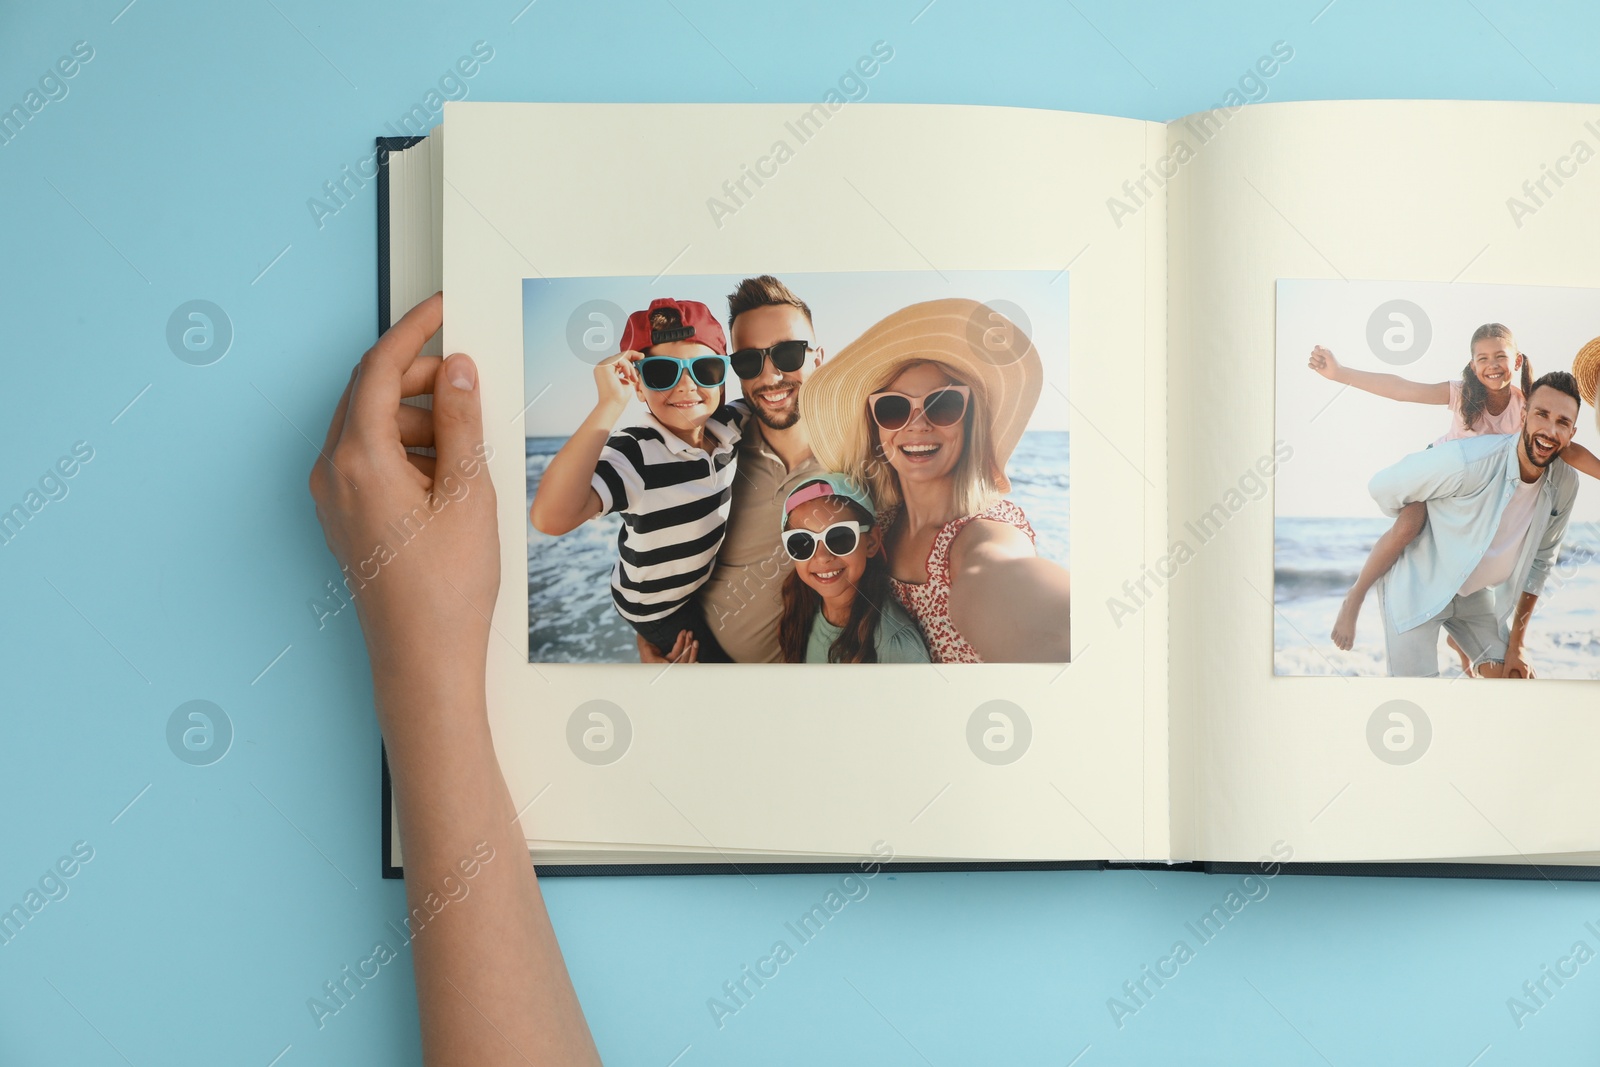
728, 339, 812, 380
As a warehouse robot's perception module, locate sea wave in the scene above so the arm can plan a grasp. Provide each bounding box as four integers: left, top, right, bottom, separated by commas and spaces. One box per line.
1274, 515, 1600, 679
1273, 566, 1358, 598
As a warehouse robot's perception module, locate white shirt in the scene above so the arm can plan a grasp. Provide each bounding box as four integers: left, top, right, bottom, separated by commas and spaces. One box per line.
1458, 474, 1541, 597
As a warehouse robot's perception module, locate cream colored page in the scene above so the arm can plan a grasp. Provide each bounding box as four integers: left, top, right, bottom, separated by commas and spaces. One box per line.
1168, 100, 1600, 863
443, 102, 1168, 861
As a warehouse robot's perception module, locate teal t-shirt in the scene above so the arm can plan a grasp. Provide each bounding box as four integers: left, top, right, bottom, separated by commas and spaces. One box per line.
804, 597, 930, 663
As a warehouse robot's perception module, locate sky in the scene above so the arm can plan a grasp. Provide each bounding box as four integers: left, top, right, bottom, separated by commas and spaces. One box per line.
521, 269, 1069, 438
1276, 279, 1600, 522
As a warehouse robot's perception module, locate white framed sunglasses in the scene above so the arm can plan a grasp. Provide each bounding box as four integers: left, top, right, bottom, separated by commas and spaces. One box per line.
782, 521, 870, 562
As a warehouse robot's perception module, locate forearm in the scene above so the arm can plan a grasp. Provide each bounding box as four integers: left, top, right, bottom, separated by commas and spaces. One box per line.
378, 668, 599, 1067
949, 557, 1070, 662
530, 403, 622, 533
1506, 590, 1539, 658
1334, 368, 1446, 404
1563, 442, 1600, 480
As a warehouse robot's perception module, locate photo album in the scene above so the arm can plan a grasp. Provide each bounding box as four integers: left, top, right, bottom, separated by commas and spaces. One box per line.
376, 97, 1600, 878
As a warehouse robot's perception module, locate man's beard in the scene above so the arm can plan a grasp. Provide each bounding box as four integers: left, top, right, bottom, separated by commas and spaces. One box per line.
749, 383, 802, 430
1521, 423, 1563, 468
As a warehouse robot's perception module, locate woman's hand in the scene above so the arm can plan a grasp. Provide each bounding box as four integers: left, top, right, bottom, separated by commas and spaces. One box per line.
309, 293, 600, 1066
1308, 345, 1343, 381
308, 292, 499, 715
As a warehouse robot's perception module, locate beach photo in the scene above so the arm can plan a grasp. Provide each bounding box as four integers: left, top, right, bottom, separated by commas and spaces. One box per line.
1275, 279, 1600, 679
522, 270, 1070, 665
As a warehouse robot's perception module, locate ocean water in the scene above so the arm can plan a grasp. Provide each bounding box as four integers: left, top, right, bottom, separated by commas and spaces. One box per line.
1274, 516, 1600, 679
527, 430, 1071, 663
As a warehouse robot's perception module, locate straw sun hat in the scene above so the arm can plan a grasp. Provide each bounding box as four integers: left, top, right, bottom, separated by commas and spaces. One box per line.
1573, 336, 1600, 409
804, 299, 1044, 493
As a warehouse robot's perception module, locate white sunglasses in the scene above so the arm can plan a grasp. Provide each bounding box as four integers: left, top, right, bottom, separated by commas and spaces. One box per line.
782, 521, 870, 562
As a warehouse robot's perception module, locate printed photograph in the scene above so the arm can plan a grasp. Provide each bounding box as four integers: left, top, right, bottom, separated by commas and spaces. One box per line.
1274, 279, 1600, 679
522, 270, 1070, 665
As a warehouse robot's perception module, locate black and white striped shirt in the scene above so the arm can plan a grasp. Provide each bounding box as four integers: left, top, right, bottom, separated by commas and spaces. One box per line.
591, 401, 747, 623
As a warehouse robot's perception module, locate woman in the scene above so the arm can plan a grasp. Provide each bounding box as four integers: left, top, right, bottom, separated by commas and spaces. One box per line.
805, 298, 1070, 663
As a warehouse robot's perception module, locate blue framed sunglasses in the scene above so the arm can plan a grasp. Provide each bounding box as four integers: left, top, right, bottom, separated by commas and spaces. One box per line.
637, 355, 731, 391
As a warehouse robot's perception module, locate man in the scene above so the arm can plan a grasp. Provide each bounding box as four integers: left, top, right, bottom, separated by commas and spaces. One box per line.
638, 275, 824, 663
1371, 371, 1582, 678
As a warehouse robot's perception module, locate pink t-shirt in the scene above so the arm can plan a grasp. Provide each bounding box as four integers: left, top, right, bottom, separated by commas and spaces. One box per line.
1434, 380, 1524, 445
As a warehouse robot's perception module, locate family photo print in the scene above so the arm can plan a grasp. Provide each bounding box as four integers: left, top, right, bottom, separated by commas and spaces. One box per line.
521, 269, 1071, 666
1275, 279, 1600, 680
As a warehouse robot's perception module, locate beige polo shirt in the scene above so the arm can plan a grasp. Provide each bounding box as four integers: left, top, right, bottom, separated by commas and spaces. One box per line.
698, 421, 822, 663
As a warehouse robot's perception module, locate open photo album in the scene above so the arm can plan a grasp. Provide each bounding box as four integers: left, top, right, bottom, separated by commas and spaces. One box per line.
377, 97, 1600, 878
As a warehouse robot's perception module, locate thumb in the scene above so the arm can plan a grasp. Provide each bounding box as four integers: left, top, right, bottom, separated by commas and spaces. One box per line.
433, 353, 488, 494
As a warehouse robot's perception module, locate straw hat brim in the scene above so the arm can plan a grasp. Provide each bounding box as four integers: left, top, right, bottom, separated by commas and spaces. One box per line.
1573, 336, 1600, 409
802, 299, 1044, 493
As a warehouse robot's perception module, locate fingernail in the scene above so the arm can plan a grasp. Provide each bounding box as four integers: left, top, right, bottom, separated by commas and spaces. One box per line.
448, 354, 476, 391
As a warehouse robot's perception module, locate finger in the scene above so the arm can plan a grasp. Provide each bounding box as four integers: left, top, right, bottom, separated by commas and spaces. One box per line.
398, 403, 434, 448
320, 367, 357, 457
430, 352, 487, 497
401, 356, 444, 399
405, 453, 437, 480
347, 293, 443, 443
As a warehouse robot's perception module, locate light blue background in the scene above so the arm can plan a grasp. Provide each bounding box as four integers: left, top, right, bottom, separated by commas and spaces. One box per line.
3, 1, 1598, 1063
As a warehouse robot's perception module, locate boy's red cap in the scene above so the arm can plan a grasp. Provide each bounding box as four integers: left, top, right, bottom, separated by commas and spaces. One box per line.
620, 297, 727, 356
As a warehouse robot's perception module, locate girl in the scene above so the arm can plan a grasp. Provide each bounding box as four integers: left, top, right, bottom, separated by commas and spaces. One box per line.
1309, 323, 1600, 655
777, 475, 930, 664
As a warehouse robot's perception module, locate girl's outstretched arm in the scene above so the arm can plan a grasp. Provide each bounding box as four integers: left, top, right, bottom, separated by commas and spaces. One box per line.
1562, 441, 1600, 480
1308, 345, 1450, 404
310, 293, 602, 1067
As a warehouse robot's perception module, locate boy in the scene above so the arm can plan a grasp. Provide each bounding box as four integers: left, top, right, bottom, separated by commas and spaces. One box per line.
529, 297, 745, 662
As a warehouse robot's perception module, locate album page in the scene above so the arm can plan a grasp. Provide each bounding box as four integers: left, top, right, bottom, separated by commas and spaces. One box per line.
1167, 100, 1600, 865
426, 101, 1170, 865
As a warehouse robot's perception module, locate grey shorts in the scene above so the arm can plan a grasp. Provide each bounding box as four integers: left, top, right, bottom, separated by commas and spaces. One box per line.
1380, 585, 1506, 678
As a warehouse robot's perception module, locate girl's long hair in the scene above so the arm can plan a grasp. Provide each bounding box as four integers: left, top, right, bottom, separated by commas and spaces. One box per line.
778, 499, 894, 664
1461, 323, 1531, 431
